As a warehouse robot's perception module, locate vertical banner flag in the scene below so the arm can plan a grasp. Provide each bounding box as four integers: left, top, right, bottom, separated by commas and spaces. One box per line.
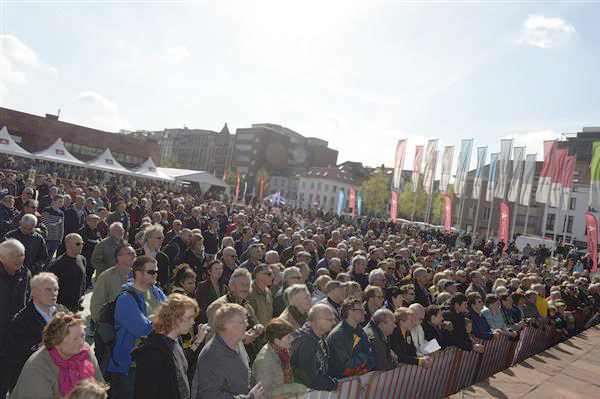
535, 140, 557, 203
590, 142, 600, 208
498, 201, 510, 253
223, 170, 228, 182
585, 212, 598, 273
549, 148, 567, 207
251, 185, 256, 199
443, 195, 452, 232
423, 139, 439, 193
561, 155, 576, 210
235, 173, 240, 200
348, 187, 356, 217
507, 147, 525, 202
519, 154, 537, 206
472, 147, 487, 200
440, 146, 454, 193
455, 139, 474, 198
486, 153, 499, 202
494, 139, 513, 199
276, 190, 282, 206
337, 190, 345, 216
259, 176, 265, 202
412, 145, 424, 192
243, 181, 248, 200
357, 193, 362, 217
390, 191, 398, 222
393, 140, 407, 189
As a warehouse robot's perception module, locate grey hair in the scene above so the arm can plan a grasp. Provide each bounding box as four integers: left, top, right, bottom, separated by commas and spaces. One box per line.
31, 272, 58, 291
283, 266, 301, 282
344, 281, 362, 298
229, 268, 251, 286
143, 224, 164, 242
372, 308, 394, 325
21, 213, 38, 226
368, 268, 385, 284
0, 239, 25, 259
285, 284, 310, 306
109, 222, 124, 231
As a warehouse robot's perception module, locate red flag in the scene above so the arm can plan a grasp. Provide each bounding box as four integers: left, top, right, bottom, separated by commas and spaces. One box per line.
259, 176, 265, 202
348, 187, 356, 217
390, 191, 398, 222
235, 173, 240, 200
213, 168, 216, 176
535, 140, 557, 203
223, 170, 228, 182
443, 195, 452, 232
498, 201, 510, 254
585, 212, 598, 273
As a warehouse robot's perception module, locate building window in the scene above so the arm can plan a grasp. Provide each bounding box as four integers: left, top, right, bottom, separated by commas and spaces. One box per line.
237, 155, 250, 163
311, 183, 315, 190
237, 133, 255, 141
566, 216, 574, 233
330, 197, 335, 205
318, 182, 322, 191
324, 196, 328, 203
333, 185, 337, 192
483, 207, 491, 221
235, 144, 252, 151
302, 182, 306, 189
325, 184, 329, 191
546, 213, 556, 231
569, 197, 576, 210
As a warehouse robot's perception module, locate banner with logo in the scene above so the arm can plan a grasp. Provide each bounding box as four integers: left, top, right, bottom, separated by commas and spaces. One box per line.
455, 139, 473, 198
348, 187, 356, 217
357, 193, 362, 217
494, 139, 513, 199
235, 173, 240, 200
443, 195, 452, 232
585, 212, 598, 273
423, 139, 439, 193
472, 147, 487, 200
590, 142, 600, 208
498, 201, 510, 254
519, 153, 537, 206
440, 146, 454, 194
337, 190, 345, 216
561, 155, 576, 211
549, 148, 567, 208
393, 140, 407, 189
390, 191, 398, 222
412, 145, 424, 193
259, 175, 265, 202
535, 140, 557, 204
507, 146, 525, 202
485, 153, 499, 202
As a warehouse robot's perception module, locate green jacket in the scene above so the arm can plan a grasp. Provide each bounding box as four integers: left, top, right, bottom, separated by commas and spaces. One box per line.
89, 266, 130, 322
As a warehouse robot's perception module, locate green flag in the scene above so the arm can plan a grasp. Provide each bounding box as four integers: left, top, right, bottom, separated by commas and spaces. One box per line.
591, 141, 600, 207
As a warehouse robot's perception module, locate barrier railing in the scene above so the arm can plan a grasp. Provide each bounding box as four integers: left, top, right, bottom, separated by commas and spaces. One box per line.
286, 310, 599, 399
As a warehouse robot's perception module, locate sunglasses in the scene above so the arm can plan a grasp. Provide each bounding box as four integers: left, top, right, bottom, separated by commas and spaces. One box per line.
74, 242, 84, 247
144, 270, 159, 275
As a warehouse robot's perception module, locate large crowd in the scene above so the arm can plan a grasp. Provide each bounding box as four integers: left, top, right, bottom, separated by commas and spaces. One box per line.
1, 158, 600, 399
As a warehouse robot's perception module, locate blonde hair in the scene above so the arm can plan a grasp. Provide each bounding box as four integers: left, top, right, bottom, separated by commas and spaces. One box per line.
214, 303, 246, 332
153, 294, 199, 335
43, 312, 85, 349
66, 379, 109, 399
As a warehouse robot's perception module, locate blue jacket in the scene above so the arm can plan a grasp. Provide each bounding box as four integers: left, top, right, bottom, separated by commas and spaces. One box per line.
467, 307, 493, 340
107, 282, 166, 374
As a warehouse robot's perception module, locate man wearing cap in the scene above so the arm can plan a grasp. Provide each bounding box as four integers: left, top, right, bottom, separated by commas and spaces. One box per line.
78, 213, 102, 289
438, 279, 458, 296
318, 280, 345, 324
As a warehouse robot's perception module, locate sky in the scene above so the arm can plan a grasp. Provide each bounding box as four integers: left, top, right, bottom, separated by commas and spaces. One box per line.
2, 0, 599, 173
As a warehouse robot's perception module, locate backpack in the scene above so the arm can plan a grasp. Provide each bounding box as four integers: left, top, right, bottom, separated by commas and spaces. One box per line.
94, 288, 142, 374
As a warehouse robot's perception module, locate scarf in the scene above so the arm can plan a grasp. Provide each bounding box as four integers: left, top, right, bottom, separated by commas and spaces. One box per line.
270, 343, 293, 384
48, 346, 95, 397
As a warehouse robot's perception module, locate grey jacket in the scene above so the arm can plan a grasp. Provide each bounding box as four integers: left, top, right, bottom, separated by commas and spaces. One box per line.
91, 236, 122, 277
252, 344, 306, 398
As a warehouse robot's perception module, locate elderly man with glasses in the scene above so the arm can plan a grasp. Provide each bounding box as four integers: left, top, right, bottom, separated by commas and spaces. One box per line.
47, 233, 86, 312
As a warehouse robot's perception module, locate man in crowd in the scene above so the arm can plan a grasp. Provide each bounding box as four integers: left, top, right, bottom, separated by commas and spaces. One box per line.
5, 214, 48, 276
91, 221, 125, 279
247, 264, 274, 327
443, 293, 484, 353
364, 308, 397, 371
106, 200, 130, 236
318, 280, 345, 324
78, 213, 102, 288
47, 233, 86, 312
40, 194, 65, 263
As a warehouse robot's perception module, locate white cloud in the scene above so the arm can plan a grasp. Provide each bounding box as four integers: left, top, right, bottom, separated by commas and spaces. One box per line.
1, 34, 39, 66
503, 129, 561, 160
519, 15, 575, 49
90, 115, 132, 132
74, 91, 118, 112
0, 55, 27, 84
47, 66, 59, 77
166, 44, 191, 60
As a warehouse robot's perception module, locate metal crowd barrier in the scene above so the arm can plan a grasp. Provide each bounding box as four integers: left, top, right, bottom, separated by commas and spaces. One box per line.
286, 310, 595, 399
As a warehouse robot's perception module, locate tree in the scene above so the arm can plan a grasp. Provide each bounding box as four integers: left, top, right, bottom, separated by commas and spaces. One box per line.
224, 168, 240, 193
397, 176, 428, 221
432, 184, 454, 225
161, 155, 181, 169
361, 169, 389, 216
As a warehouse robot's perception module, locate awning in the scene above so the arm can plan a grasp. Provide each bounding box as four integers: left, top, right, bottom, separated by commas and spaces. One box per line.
34, 138, 87, 167
86, 148, 135, 175
157, 167, 229, 194
132, 157, 173, 182
0, 126, 34, 159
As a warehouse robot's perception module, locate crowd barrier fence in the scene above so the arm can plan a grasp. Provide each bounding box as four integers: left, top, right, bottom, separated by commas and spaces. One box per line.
289, 310, 598, 399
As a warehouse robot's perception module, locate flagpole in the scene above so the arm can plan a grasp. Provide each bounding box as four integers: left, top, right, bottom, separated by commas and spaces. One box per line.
486, 197, 495, 238
426, 150, 438, 224
523, 203, 531, 235
472, 192, 482, 247
410, 189, 418, 222
552, 193, 564, 257
458, 193, 467, 232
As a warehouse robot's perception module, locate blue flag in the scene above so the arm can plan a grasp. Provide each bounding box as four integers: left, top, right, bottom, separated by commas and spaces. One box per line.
357, 193, 362, 217
337, 190, 345, 216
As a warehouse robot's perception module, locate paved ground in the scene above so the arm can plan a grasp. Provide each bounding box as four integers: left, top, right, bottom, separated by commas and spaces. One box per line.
450, 325, 600, 399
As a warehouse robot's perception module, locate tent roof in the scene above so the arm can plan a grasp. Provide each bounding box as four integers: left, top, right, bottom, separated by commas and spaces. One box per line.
157, 167, 228, 189
0, 126, 34, 158
86, 148, 133, 175
132, 158, 173, 182
34, 138, 87, 166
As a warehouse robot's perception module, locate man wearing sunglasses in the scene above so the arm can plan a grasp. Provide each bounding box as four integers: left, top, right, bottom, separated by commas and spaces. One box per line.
47, 233, 86, 312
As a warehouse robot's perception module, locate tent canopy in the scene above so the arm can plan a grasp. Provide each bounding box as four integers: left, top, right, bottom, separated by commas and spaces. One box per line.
0, 126, 34, 159
34, 138, 87, 167
132, 157, 173, 182
157, 167, 229, 194
86, 148, 134, 175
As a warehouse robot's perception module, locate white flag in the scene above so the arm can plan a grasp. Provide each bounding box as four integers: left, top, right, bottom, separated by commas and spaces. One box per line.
412, 145, 424, 193
455, 139, 474, 198
519, 154, 536, 206
440, 146, 454, 193
486, 153, 499, 202
472, 147, 487, 200
494, 139, 513, 199
507, 147, 525, 202
422, 139, 438, 193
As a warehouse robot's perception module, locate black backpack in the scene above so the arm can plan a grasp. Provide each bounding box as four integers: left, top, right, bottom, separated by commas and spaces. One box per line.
94, 288, 142, 374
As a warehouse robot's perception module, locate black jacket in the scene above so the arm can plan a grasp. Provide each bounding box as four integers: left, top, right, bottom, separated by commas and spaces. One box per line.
326, 320, 371, 378
4, 228, 48, 276
364, 320, 397, 371
422, 320, 449, 349
47, 253, 86, 311
0, 262, 31, 357
77, 224, 101, 264
442, 308, 473, 351
63, 206, 85, 236
414, 282, 432, 307
131, 331, 186, 399
291, 322, 338, 391
389, 328, 419, 365
194, 279, 227, 323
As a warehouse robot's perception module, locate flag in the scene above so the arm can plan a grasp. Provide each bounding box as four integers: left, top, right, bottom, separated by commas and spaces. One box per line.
235, 173, 240, 200
390, 191, 398, 222
472, 147, 487, 200
348, 187, 356, 217
259, 176, 265, 202
242, 181, 248, 200
585, 212, 598, 273
357, 193, 362, 217
455, 139, 474, 198
412, 145, 424, 193
337, 190, 345, 216
423, 139, 438, 193
486, 153, 499, 202
590, 142, 600, 208
519, 154, 537, 206
251, 185, 256, 198
498, 201, 510, 254
561, 155, 576, 211
443, 195, 452, 232
440, 146, 454, 193
494, 139, 513, 199
393, 140, 407, 189
507, 146, 525, 202
223, 170, 228, 182
549, 148, 567, 208
535, 140, 557, 203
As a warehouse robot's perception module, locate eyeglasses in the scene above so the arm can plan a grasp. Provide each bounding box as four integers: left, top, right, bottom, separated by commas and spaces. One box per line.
144, 269, 159, 275
74, 242, 84, 246
118, 251, 136, 257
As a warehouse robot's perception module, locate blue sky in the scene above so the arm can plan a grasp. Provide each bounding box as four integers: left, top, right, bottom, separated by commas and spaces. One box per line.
2, 1, 599, 171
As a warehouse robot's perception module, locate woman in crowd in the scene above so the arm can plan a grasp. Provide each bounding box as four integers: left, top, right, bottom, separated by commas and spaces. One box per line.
252, 319, 307, 398
389, 307, 432, 368
11, 312, 104, 399
170, 264, 197, 297
421, 304, 450, 349
194, 259, 228, 323
279, 284, 312, 330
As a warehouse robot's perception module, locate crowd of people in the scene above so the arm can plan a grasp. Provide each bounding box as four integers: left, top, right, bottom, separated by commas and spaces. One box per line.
1, 161, 600, 399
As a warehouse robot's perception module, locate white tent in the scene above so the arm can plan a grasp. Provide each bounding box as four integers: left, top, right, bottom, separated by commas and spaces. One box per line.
132, 157, 173, 182
0, 126, 33, 158
86, 148, 134, 175
34, 138, 87, 167
157, 167, 229, 194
